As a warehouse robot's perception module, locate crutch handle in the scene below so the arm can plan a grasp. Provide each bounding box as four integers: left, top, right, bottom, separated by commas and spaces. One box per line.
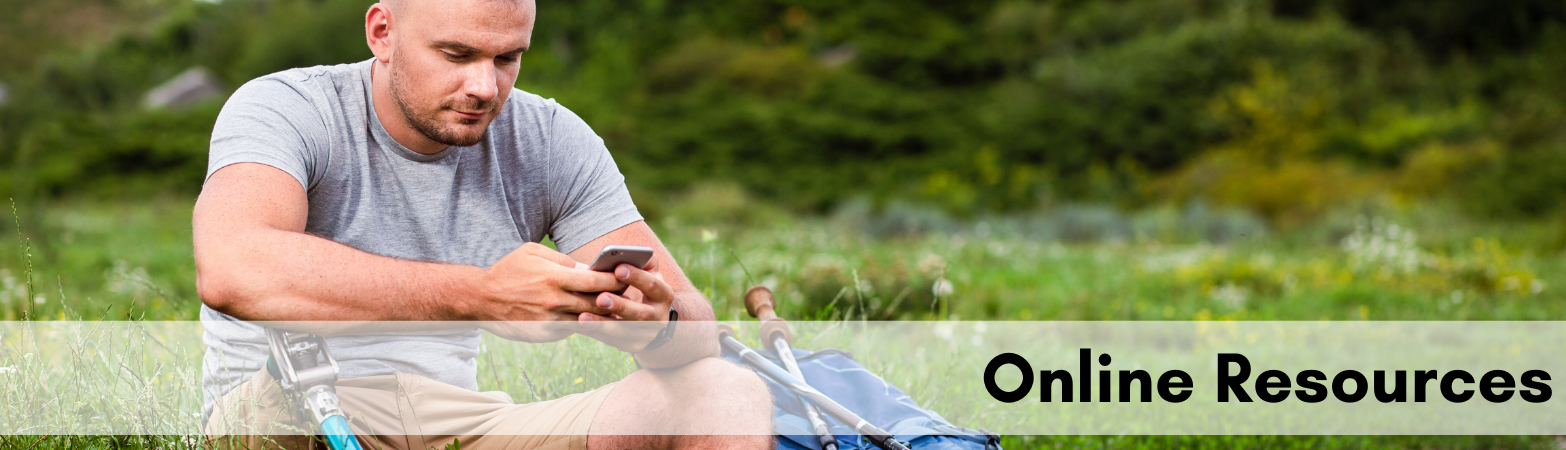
744, 285, 778, 320
743, 286, 793, 351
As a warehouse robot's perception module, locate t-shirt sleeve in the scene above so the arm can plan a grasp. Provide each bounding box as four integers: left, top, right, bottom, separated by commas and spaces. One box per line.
543, 102, 644, 254
205, 77, 327, 191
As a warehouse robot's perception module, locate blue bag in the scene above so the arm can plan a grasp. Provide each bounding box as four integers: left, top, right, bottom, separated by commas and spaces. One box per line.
722, 346, 1002, 450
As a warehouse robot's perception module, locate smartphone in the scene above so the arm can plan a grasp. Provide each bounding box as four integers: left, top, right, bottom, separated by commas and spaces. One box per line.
589, 245, 654, 272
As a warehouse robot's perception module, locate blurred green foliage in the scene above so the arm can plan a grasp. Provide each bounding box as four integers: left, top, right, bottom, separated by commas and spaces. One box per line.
1, 0, 1564, 223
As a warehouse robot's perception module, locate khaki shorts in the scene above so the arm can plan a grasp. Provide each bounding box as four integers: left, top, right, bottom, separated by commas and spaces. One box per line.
206, 370, 617, 450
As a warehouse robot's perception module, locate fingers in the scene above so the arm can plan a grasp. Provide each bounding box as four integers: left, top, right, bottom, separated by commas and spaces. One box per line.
551, 291, 616, 316
614, 264, 673, 308
510, 243, 628, 294
519, 242, 578, 268
590, 291, 665, 322
552, 265, 626, 293
577, 307, 665, 351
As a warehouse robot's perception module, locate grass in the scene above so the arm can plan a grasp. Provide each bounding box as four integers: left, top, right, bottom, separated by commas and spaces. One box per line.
0, 196, 1563, 449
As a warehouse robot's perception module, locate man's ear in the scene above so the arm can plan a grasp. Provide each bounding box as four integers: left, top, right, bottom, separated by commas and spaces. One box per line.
365, 3, 395, 63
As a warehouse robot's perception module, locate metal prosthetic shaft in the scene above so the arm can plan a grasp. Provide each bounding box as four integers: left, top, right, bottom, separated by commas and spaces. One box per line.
266, 328, 364, 450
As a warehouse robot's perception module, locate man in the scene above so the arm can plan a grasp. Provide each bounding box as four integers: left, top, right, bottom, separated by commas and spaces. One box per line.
193, 0, 773, 448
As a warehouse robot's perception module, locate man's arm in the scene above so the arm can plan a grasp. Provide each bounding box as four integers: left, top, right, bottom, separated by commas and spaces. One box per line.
567, 221, 721, 369
194, 163, 623, 339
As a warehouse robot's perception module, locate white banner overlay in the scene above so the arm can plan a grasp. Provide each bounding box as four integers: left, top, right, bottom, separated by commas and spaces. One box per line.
0, 321, 1563, 435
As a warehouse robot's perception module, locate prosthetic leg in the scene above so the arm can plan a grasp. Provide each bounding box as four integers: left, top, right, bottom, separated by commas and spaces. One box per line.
265, 328, 364, 450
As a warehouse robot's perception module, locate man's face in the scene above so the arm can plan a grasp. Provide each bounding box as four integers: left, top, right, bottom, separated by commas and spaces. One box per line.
386, 0, 533, 147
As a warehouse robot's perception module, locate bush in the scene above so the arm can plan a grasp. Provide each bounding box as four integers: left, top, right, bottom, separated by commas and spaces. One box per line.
1463, 141, 1566, 218
3, 0, 1566, 222
661, 181, 791, 230
8, 104, 218, 198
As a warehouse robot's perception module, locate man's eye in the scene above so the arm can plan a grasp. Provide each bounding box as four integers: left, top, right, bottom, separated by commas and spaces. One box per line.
443, 52, 468, 62
497, 55, 520, 64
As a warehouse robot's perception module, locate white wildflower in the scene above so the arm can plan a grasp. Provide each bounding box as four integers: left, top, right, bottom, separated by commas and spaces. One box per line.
932, 278, 954, 297
852, 275, 875, 297
1210, 282, 1250, 310
916, 253, 947, 276
1341, 217, 1431, 274
1139, 246, 1214, 273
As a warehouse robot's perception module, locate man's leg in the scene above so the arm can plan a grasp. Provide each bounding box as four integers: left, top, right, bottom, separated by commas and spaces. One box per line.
210, 369, 613, 450
587, 357, 773, 450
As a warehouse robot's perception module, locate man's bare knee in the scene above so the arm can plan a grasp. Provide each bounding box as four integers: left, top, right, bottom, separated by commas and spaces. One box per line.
590, 357, 773, 449
658, 358, 771, 429
680, 357, 771, 407
667, 358, 772, 449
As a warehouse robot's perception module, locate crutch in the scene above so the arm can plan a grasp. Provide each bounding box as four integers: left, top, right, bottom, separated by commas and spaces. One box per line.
744, 286, 838, 450
719, 323, 911, 450
265, 328, 364, 450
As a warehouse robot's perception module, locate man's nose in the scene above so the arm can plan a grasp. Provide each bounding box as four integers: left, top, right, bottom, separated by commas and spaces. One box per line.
460, 61, 500, 102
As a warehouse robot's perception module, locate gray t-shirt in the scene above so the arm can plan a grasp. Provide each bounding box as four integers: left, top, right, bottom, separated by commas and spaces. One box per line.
199, 59, 642, 414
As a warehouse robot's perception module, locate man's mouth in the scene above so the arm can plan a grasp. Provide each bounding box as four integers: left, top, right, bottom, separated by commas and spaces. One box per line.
452, 109, 485, 120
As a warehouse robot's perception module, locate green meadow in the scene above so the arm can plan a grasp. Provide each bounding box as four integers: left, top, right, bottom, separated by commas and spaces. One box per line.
0, 195, 1561, 448
4, 194, 1564, 324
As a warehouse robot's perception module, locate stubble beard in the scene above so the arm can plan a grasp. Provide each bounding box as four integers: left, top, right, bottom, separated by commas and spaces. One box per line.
388, 63, 493, 148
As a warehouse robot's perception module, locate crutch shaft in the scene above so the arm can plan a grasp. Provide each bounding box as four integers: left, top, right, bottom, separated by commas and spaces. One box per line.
721, 334, 910, 450
774, 337, 838, 450
747, 286, 837, 449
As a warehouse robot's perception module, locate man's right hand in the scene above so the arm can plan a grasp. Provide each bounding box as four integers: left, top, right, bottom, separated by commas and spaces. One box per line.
472, 242, 626, 343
